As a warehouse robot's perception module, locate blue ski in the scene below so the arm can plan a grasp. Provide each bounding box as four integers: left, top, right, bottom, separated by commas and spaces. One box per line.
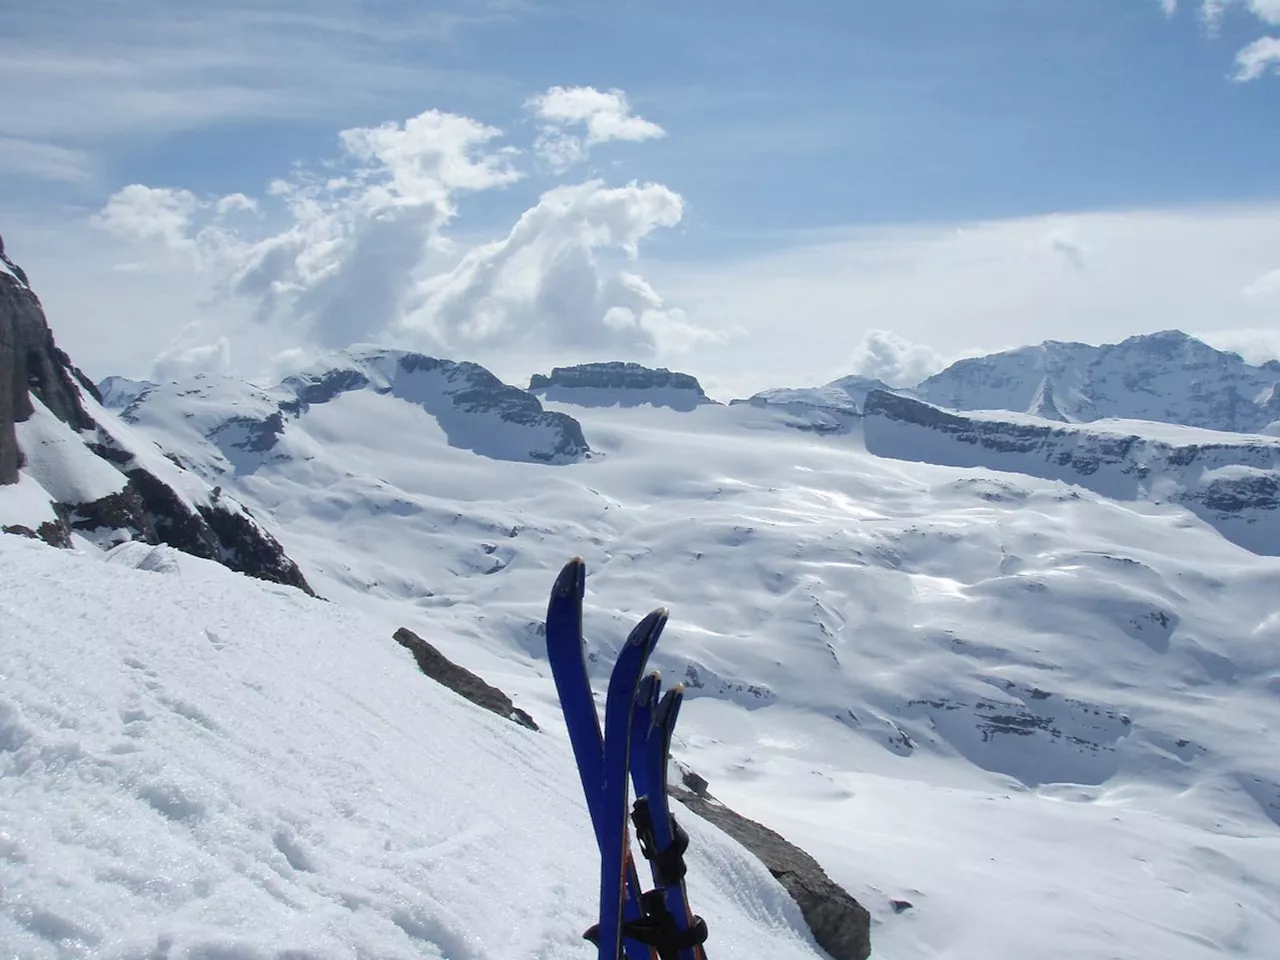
546, 558, 658, 960
632, 684, 709, 960
597, 608, 668, 959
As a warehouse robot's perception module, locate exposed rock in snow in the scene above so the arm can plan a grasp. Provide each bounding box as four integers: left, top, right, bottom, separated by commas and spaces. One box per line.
393, 626, 538, 730
673, 786, 872, 960
530, 361, 717, 411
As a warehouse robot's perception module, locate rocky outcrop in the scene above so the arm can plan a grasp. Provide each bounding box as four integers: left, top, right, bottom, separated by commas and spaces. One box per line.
863, 390, 1280, 555
530, 361, 716, 412
671, 785, 871, 960
392, 627, 537, 730
0, 235, 313, 593
916, 330, 1280, 434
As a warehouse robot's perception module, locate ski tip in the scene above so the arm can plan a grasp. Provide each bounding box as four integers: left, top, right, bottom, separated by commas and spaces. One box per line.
626, 607, 669, 649
637, 671, 662, 707
550, 557, 586, 600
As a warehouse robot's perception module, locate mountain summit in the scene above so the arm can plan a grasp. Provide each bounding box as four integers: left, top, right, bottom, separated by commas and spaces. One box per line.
917, 330, 1280, 434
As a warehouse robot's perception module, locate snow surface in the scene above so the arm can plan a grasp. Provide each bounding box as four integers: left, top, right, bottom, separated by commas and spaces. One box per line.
0, 472, 59, 530
0, 536, 824, 960
12, 397, 128, 505
74, 367, 1280, 960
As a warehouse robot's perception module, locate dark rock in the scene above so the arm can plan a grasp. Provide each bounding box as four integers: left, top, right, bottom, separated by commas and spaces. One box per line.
530, 361, 715, 412
392, 626, 538, 730
890, 899, 913, 914
2, 519, 71, 548
680, 767, 712, 799
284, 368, 372, 408
671, 786, 871, 960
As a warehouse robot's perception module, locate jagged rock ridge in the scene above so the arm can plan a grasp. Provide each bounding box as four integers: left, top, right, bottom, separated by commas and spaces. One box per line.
529, 361, 717, 411
0, 236, 312, 593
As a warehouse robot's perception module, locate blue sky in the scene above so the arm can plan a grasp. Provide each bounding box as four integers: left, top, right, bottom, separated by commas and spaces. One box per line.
2, 0, 1279, 395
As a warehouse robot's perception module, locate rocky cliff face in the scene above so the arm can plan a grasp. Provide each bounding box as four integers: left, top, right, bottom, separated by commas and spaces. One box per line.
916, 331, 1280, 434
0, 235, 313, 593
529, 361, 716, 411
863, 390, 1280, 556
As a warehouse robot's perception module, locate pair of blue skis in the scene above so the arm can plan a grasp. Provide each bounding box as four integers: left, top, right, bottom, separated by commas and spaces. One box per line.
546, 558, 710, 960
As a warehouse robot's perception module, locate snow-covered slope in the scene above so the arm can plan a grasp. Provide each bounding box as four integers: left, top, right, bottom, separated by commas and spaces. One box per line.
863, 389, 1280, 556
0, 535, 825, 960
916, 330, 1280, 433
116, 348, 590, 475
94, 367, 1280, 960
730, 375, 900, 433
529, 361, 718, 412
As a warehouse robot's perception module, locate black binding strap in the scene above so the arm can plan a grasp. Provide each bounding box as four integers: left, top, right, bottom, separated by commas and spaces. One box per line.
630, 798, 690, 886
583, 891, 709, 959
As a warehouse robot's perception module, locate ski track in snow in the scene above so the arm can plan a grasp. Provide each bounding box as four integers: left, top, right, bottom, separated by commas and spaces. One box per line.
6, 385, 1280, 960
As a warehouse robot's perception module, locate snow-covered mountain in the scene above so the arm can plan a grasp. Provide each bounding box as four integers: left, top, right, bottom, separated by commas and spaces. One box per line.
6, 236, 1280, 960
916, 330, 1280, 433
53, 359, 1280, 960
863, 389, 1280, 556
107, 349, 589, 473
529, 361, 718, 412
730, 374, 900, 433
97, 375, 158, 410
0, 244, 310, 592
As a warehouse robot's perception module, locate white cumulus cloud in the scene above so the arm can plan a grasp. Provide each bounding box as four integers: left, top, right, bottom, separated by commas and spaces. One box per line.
848, 330, 946, 387
527, 86, 665, 173
92, 101, 698, 379
403, 179, 700, 353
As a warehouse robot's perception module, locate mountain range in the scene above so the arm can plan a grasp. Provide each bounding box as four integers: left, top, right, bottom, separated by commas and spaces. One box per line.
4, 236, 1280, 960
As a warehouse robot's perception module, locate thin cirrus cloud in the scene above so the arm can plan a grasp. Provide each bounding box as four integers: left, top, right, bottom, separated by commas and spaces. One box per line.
526, 86, 666, 173
0, 138, 94, 184
92, 92, 696, 381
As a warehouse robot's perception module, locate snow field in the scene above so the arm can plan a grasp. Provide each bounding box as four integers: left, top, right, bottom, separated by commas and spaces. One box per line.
0, 538, 824, 960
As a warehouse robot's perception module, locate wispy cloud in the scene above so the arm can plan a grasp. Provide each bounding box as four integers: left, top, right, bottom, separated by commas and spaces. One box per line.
1234, 36, 1280, 79
527, 86, 666, 173
0, 138, 94, 183
0, 1, 520, 145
